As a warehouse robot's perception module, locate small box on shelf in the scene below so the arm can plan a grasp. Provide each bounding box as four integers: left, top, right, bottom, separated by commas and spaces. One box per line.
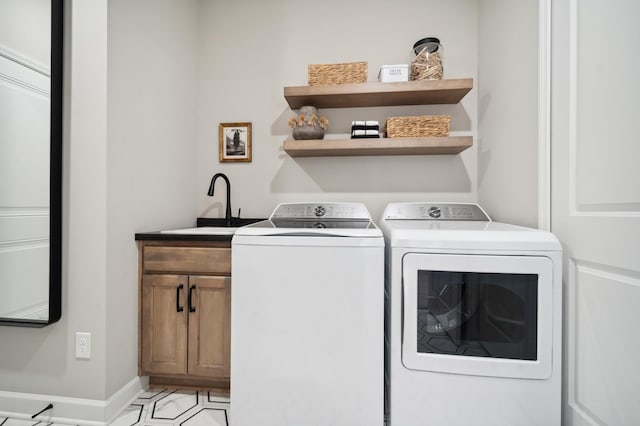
378, 64, 409, 83
351, 120, 380, 139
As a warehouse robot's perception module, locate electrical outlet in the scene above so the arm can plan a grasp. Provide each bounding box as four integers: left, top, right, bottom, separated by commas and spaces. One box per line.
75, 332, 91, 359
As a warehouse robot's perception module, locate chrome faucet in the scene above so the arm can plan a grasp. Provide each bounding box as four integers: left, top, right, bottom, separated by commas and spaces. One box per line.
207, 173, 233, 226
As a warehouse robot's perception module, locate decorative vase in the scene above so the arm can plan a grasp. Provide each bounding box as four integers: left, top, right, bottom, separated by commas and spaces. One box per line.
292, 125, 325, 140
299, 105, 319, 117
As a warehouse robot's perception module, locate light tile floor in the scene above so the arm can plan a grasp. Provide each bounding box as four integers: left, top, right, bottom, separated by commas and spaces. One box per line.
0, 388, 230, 426
0, 420, 68, 426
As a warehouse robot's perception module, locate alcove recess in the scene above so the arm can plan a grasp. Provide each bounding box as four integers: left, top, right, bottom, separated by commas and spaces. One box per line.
283, 78, 473, 157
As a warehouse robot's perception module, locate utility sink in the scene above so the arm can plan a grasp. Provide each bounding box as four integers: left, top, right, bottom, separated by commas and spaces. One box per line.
161, 226, 238, 235
160, 217, 266, 236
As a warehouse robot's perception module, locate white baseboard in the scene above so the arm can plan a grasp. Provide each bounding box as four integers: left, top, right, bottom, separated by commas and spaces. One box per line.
105, 375, 149, 423
0, 376, 148, 425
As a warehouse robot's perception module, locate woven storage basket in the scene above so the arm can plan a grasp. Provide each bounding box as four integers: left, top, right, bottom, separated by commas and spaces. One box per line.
308, 61, 368, 86
386, 115, 450, 138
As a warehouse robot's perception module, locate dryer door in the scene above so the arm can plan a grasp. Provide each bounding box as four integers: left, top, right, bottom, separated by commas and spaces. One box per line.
402, 253, 554, 379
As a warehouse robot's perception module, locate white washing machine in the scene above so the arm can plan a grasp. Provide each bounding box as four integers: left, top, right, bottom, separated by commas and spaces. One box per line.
231, 202, 384, 426
379, 203, 562, 426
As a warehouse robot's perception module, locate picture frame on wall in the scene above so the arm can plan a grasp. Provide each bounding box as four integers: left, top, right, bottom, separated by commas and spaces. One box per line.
219, 122, 252, 163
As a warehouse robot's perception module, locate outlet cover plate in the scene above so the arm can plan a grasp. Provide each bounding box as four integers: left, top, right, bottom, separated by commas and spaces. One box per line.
75, 332, 91, 359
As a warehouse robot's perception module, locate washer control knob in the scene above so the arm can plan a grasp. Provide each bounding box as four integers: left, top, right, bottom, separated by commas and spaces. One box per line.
313, 222, 326, 229
314, 205, 326, 217
428, 206, 441, 219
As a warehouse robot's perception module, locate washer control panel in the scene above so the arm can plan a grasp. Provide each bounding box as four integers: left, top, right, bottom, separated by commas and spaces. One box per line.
270, 203, 372, 220
383, 203, 491, 221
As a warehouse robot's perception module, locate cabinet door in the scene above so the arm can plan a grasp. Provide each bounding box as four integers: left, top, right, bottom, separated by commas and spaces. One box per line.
141, 274, 188, 375
187, 275, 231, 378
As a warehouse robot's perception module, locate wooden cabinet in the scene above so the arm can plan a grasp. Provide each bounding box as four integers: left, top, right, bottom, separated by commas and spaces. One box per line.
187, 275, 231, 377
141, 274, 188, 375
138, 240, 231, 388
283, 78, 474, 157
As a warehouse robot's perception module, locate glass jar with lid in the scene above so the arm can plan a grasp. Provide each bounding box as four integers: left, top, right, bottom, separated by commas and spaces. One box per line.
410, 37, 443, 80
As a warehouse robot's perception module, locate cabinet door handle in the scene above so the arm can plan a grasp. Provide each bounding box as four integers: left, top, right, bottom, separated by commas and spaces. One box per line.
188, 284, 196, 313
176, 283, 184, 312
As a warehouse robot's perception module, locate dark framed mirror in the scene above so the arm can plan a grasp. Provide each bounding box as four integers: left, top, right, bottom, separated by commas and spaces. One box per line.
0, 0, 63, 327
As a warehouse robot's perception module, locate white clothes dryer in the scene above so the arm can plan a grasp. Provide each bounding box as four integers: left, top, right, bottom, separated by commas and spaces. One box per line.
379, 203, 562, 426
231, 202, 384, 426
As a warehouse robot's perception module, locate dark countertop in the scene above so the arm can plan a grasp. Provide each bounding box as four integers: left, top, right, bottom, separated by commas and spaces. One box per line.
134, 217, 266, 242
134, 231, 234, 242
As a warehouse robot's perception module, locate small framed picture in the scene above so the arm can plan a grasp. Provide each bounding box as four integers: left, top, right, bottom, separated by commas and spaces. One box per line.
219, 122, 252, 163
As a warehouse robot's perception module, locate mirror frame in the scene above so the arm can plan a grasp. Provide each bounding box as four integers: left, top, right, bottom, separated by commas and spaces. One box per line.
0, 0, 63, 327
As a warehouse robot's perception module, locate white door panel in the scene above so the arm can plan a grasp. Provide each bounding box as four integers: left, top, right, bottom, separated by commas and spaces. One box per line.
571, 0, 640, 210
551, 0, 640, 424
0, 54, 50, 319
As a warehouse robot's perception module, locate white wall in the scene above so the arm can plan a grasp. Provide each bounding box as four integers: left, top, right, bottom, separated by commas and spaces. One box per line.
477, 0, 539, 227
196, 0, 479, 222
106, 0, 200, 396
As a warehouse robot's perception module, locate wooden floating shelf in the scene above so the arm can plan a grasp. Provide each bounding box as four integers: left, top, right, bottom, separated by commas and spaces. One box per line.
283, 136, 472, 157
284, 79, 473, 109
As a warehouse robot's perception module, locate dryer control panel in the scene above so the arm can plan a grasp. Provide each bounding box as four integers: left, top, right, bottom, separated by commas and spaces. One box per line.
270, 202, 372, 220
383, 203, 491, 221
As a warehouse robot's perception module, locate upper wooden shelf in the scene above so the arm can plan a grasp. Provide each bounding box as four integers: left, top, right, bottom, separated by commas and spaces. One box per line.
284, 78, 473, 109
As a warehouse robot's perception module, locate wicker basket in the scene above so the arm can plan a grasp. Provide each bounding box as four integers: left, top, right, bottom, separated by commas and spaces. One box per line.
386, 115, 450, 138
308, 61, 368, 86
